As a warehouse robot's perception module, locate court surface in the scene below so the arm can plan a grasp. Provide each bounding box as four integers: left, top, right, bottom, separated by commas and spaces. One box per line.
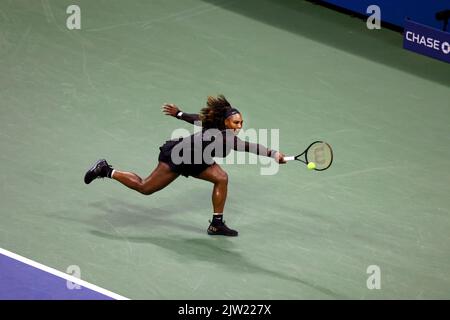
0, 0, 449, 299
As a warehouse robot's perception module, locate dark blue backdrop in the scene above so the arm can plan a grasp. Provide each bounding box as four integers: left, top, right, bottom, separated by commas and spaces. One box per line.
322, 0, 449, 30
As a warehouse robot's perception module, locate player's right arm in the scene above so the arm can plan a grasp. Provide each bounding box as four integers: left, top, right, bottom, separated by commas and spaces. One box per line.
228, 133, 286, 164
162, 103, 200, 124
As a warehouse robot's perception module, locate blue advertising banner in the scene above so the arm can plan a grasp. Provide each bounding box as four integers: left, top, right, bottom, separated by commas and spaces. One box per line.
403, 20, 450, 63
321, 0, 447, 30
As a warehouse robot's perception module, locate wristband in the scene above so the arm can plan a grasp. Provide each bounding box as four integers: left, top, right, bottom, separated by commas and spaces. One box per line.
176, 111, 183, 119
269, 150, 278, 158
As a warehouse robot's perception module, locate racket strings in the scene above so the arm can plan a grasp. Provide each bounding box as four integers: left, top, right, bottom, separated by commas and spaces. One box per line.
306, 142, 333, 170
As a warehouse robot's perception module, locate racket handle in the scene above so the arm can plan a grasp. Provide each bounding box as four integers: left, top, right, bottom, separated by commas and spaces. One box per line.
284, 156, 295, 161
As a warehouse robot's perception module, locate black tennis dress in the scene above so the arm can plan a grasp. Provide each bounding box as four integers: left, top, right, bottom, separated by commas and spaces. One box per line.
158, 113, 275, 177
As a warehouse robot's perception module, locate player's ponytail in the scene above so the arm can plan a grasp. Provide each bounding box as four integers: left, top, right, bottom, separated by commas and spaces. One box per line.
199, 95, 233, 130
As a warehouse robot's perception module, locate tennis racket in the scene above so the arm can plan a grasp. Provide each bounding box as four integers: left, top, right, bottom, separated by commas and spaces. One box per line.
284, 141, 333, 171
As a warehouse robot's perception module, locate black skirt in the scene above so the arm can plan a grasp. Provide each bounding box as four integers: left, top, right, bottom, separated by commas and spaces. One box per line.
158, 139, 214, 177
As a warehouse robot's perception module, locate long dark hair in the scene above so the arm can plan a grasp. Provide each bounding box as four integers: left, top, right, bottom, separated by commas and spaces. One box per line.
199, 95, 233, 130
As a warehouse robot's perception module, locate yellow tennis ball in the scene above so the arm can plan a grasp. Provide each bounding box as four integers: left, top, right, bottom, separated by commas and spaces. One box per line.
307, 162, 316, 170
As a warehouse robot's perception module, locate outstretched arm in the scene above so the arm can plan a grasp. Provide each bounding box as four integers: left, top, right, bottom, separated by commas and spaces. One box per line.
162, 103, 201, 125
228, 134, 286, 163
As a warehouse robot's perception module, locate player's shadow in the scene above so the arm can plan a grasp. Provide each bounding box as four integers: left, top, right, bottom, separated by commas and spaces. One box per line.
54, 186, 344, 298
46, 192, 207, 234
90, 229, 345, 299
86, 197, 206, 234
200, 0, 450, 86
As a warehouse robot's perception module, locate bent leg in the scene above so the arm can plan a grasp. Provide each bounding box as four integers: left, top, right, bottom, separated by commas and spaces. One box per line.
113, 162, 179, 195
194, 164, 228, 213
195, 164, 238, 236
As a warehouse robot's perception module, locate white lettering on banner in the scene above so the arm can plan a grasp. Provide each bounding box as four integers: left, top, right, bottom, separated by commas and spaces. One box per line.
433, 39, 440, 50
404, 20, 450, 63
406, 31, 410, 41
442, 42, 450, 54
419, 36, 426, 46
406, 32, 443, 52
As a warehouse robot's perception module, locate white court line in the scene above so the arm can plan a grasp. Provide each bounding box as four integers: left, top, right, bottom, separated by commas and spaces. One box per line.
0, 247, 129, 300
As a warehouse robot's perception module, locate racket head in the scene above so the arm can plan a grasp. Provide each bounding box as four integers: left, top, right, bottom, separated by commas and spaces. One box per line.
304, 141, 333, 171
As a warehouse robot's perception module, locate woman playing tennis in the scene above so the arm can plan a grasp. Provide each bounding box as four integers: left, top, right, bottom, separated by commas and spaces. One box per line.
84, 95, 285, 236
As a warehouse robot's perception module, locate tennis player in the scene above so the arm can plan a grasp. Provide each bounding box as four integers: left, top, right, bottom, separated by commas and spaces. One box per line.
84, 95, 285, 236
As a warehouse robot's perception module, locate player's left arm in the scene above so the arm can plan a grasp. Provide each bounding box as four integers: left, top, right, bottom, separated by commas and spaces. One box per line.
162, 103, 200, 124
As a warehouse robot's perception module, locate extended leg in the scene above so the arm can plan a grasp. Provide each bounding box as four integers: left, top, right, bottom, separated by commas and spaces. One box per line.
112, 162, 179, 195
